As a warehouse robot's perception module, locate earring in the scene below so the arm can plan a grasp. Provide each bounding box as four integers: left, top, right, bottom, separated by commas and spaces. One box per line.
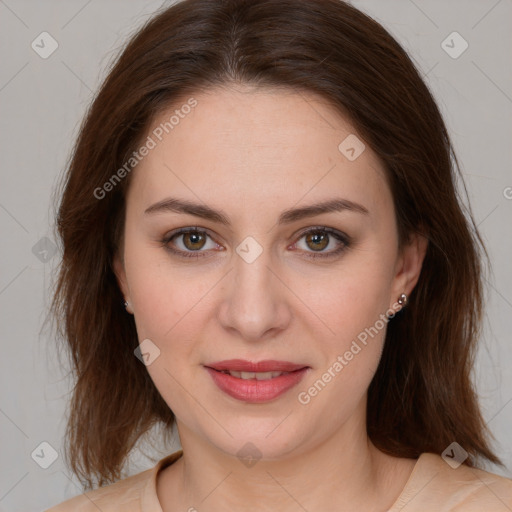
397, 293, 408, 307
123, 300, 134, 314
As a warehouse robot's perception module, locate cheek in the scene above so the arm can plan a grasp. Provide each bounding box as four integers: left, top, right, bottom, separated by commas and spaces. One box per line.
129, 273, 207, 350
123, 232, 207, 339
294, 253, 394, 400
296, 295, 388, 423
125, 249, 208, 416
300, 252, 394, 342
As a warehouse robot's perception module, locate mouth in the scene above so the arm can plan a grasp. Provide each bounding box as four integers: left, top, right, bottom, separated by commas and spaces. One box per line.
205, 359, 309, 373
211, 369, 296, 380
204, 360, 310, 403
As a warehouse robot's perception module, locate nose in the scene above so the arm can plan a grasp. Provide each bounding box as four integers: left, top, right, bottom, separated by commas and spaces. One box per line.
217, 246, 292, 343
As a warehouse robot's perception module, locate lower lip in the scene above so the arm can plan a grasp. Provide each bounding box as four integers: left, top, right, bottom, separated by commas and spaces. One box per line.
205, 367, 309, 403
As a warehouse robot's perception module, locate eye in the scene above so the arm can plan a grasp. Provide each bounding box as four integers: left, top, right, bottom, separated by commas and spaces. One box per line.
161, 226, 350, 260
292, 227, 350, 259
162, 227, 221, 259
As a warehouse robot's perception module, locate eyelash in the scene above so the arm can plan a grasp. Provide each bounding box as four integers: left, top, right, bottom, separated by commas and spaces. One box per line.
161, 226, 351, 260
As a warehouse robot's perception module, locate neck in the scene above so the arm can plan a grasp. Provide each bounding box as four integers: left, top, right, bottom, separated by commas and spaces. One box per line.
157, 412, 413, 512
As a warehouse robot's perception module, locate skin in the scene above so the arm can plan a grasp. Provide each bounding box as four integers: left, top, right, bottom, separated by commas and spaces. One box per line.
114, 84, 428, 512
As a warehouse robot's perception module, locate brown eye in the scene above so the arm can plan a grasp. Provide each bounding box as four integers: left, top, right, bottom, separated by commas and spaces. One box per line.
305, 231, 329, 251
182, 231, 207, 251
162, 228, 220, 259
162, 226, 349, 261
294, 227, 350, 260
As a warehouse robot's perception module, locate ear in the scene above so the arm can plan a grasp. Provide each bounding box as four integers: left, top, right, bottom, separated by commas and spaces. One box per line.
389, 231, 428, 309
113, 252, 133, 314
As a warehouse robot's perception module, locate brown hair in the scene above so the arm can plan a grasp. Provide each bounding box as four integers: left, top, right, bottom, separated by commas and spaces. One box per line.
50, 0, 501, 489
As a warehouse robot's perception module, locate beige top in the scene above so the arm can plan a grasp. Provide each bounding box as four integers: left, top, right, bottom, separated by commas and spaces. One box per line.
46, 450, 512, 511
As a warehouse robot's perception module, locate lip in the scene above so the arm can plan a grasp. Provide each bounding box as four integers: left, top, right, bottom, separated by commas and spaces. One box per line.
205, 359, 308, 372
204, 360, 310, 403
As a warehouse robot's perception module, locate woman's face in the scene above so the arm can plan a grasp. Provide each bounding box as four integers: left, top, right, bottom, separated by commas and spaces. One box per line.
114, 85, 426, 459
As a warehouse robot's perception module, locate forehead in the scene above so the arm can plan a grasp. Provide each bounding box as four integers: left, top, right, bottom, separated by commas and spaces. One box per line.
128, 85, 391, 220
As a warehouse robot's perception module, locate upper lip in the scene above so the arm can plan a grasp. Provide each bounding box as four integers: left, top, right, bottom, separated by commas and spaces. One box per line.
205, 359, 308, 372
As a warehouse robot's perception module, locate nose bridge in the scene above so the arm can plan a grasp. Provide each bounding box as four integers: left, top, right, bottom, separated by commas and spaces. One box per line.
218, 237, 290, 340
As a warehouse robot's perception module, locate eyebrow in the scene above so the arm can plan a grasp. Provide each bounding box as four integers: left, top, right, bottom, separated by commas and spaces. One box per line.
144, 197, 369, 225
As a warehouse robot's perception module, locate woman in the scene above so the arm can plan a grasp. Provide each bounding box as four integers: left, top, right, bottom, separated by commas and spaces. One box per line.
47, 0, 512, 510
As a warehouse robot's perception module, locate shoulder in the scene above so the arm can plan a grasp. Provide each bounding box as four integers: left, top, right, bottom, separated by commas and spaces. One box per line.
44, 469, 152, 512
392, 452, 512, 511
44, 450, 183, 512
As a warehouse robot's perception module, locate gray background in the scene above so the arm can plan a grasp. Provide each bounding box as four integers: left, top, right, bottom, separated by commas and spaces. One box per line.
0, 1, 511, 510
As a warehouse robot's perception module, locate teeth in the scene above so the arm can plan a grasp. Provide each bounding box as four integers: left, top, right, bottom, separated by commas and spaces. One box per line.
222, 370, 289, 380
